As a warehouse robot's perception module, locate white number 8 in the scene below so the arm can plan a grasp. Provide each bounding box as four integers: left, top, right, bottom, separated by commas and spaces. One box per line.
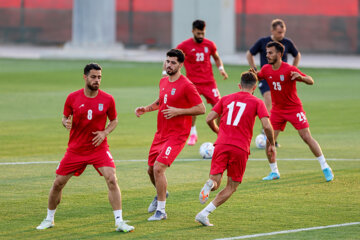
87, 109, 93, 120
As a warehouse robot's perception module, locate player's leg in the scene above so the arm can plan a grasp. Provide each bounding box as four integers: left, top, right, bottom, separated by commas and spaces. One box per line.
187, 116, 198, 145
98, 166, 134, 232
298, 128, 334, 181
196, 177, 240, 226
263, 129, 281, 180
36, 173, 73, 230
199, 174, 222, 204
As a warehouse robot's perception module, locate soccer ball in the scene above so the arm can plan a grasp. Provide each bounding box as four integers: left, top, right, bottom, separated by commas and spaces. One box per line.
255, 134, 267, 149
199, 142, 215, 159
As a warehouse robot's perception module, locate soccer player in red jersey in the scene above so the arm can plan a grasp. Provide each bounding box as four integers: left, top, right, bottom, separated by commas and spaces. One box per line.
135, 49, 205, 221
36, 63, 134, 232
172, 19, 228, 146
195, 71, 276, 226
255, 41, 334, 182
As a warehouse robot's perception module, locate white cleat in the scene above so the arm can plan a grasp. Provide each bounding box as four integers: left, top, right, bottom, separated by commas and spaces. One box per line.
199, 179, 214, 204
36, 219, 54, 230
116, 221, 135, 233
195, 213, 213, 226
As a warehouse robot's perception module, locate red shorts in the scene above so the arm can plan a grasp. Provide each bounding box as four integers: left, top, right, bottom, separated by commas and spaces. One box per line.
194, 82, 221, 105
210, 144, 249, 182
148, 138, 186, 167
270, 107, 310, 131
56, 148, 115, 176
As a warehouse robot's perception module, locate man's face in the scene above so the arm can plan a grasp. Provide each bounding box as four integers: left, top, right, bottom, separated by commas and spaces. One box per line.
266, 46, 280, 65
271, 25, 286, 41
192, 28, 205, 43
165, 56, 182, 76
84, 69, 101, 91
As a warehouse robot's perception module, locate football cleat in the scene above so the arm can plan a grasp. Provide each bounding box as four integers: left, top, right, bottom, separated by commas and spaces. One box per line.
36, 219, 54, 230
262, 172, 280, 181
116, 221, 134, 232
195, 213, 213, 226
187, 134, 198, 146
148, 191, 169, 213
322, 168, 334, 182
199, 179, 214, 204
148, 210, 167, 221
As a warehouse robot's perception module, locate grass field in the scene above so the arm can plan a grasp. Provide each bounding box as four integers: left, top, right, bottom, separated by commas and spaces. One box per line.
0, 58, 359, 239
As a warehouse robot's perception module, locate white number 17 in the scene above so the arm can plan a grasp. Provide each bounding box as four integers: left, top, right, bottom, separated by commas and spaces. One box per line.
226, 101, 247, 126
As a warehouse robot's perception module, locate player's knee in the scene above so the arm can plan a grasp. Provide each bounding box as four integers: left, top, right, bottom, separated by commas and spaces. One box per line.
106, 174, 118, 187
147, 166, 154, 176
52, 180, 66, 191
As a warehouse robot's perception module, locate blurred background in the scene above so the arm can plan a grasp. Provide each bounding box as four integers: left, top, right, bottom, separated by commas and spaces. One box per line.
0, 0, 359, 55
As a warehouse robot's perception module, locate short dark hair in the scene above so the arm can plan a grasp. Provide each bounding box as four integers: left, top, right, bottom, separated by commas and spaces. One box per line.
240, 71, 258, 89
266, 41, 285, 56
192, 19, 206, 30
166, 49, 185, 63
84, 63, 102, 75
271, 19, 286, 30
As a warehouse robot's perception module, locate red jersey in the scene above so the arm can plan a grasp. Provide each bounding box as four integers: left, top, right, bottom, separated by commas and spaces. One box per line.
155, 75, 203, 142
63, 89, 117, 154
212, 92, 269, 153
258, 62, 306, 111
177, 38, 217, 84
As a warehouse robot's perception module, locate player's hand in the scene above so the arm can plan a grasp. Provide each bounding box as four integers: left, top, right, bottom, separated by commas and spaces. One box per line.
135, 106, 146, 117
220, 70, 228, 80
161, 105, 181, 119
249, 67, 257, 74
92, 131, 106, 147
63, 115, 72, 130
290, 71, 302, 81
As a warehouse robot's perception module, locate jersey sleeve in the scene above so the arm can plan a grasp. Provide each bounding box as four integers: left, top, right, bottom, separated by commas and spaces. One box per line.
290, 65, 306, 79
211, 98, 223, 115
249, 38, 262, 55
257, 66, 265, 80
211, 41, 217, 55
63, 94, 73, 117
107, 96, 117, 121
176, 41, 185, 52
287, 39, 299, 57
185, 82, 203, 107
257, 99, 269, 119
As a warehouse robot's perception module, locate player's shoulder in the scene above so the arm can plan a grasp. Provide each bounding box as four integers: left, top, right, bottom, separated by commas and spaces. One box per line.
178, 38, 193, 47
282, 37, 295, 44
98, 89, 115, 100
67, 89, 83, 98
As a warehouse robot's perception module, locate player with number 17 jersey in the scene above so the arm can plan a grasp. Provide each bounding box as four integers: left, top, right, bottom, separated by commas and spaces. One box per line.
212, 92, 269, 154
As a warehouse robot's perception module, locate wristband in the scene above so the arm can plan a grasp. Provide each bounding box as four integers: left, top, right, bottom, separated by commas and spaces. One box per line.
162, 70, 167, 75
253, 66, 257, 71
218, 66, 224, 71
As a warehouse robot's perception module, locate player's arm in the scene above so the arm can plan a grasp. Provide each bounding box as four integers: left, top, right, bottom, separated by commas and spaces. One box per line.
135, 98, 160, 117
92, 117, 118, 147
246, 50, 258, 71
260, 117, 276, 161
161, 61, 167, 77
290, 71, 314, 85
206, 110, 220, 134
293, 52, 301, 67
212, 51, 228, 80
62, 115, 72, 130
161, 102, 205, 119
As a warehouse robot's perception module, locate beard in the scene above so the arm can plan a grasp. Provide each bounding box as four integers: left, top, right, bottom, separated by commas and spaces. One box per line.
87, 83, 99, 91
267, 56, 278, 65
194, 36, 203, 43
166, 67, 179, 76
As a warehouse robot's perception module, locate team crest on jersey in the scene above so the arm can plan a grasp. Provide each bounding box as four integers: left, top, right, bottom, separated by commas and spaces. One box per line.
98, 104, 104, 111
204, 47, 209, 53
171, 88, 176, 95
280, 75, 284, 81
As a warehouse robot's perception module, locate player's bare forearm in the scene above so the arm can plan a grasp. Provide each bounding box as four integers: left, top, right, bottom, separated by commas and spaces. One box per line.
293, 52, 301, 67
135, 98, 160, 117
213, 51, 228, 80
246, 50, 257, 70
162, 103, 205, 119
301, 75, 314, 85
104, 118, 118, 136
206, 111, 219, 134
62, 115, 72, 130
261, 117, 275, 146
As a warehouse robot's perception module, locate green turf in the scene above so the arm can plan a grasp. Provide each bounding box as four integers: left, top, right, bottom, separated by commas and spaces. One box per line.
0, 59, 359, 239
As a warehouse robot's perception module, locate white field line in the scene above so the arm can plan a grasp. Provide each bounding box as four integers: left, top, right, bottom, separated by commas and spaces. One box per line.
0, 158, 359, 166
214, 222, 360, 240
